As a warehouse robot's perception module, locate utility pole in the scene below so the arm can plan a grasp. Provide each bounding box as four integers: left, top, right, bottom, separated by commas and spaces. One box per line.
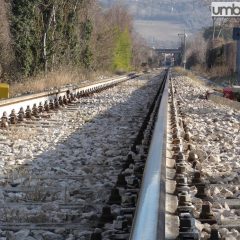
178, 30, 187, 69
183, 30, 187, 69
212, 17, 216, 40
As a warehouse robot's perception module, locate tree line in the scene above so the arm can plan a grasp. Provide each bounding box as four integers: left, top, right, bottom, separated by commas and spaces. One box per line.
0, 0, 149, 81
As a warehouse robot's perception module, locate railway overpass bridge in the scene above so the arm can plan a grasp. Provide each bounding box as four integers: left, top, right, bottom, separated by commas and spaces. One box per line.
155, 48, 182, 54
153, 48, 183, 66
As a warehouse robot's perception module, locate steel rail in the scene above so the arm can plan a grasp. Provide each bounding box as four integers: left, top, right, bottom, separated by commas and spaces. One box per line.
0, 75, 135, 118
130, 69, 169, 240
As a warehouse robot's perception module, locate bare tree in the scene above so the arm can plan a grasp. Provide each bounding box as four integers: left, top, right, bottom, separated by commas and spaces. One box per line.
131, 32, 150, 69
186, 33, 208, 68
89, 2, 117, 70
105, 4, 133, 32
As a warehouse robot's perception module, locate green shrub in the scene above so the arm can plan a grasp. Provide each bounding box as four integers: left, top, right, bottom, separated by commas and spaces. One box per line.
113, 28, 132, 72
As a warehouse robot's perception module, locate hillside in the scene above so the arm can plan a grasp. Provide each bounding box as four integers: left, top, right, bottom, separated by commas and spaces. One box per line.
99, 0, 212, 47
99, 0, 211, 29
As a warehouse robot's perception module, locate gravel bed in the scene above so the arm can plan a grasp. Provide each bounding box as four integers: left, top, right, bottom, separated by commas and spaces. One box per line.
0, 72, 162, 240
173, 74, 240, 240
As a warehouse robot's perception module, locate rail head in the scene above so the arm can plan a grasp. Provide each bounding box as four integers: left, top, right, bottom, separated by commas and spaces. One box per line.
130, 70, 169, 240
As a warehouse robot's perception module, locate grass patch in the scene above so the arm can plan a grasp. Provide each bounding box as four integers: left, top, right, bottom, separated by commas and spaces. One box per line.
174, 67, 197, 79
206, 66, 237, 86
173, 67, 205, 86
9, 68, 113, 98
191, 65, 237, 86
174, 66, 237, 88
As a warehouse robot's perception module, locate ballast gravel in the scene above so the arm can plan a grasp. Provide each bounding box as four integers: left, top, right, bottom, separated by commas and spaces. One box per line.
0, 72, 163, 240
173, 74, 240, 240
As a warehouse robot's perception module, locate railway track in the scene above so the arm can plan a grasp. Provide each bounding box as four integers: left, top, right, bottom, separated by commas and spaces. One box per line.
3, 68, 237, 240
0, 75, 135, 127
0, 70, 169, 240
